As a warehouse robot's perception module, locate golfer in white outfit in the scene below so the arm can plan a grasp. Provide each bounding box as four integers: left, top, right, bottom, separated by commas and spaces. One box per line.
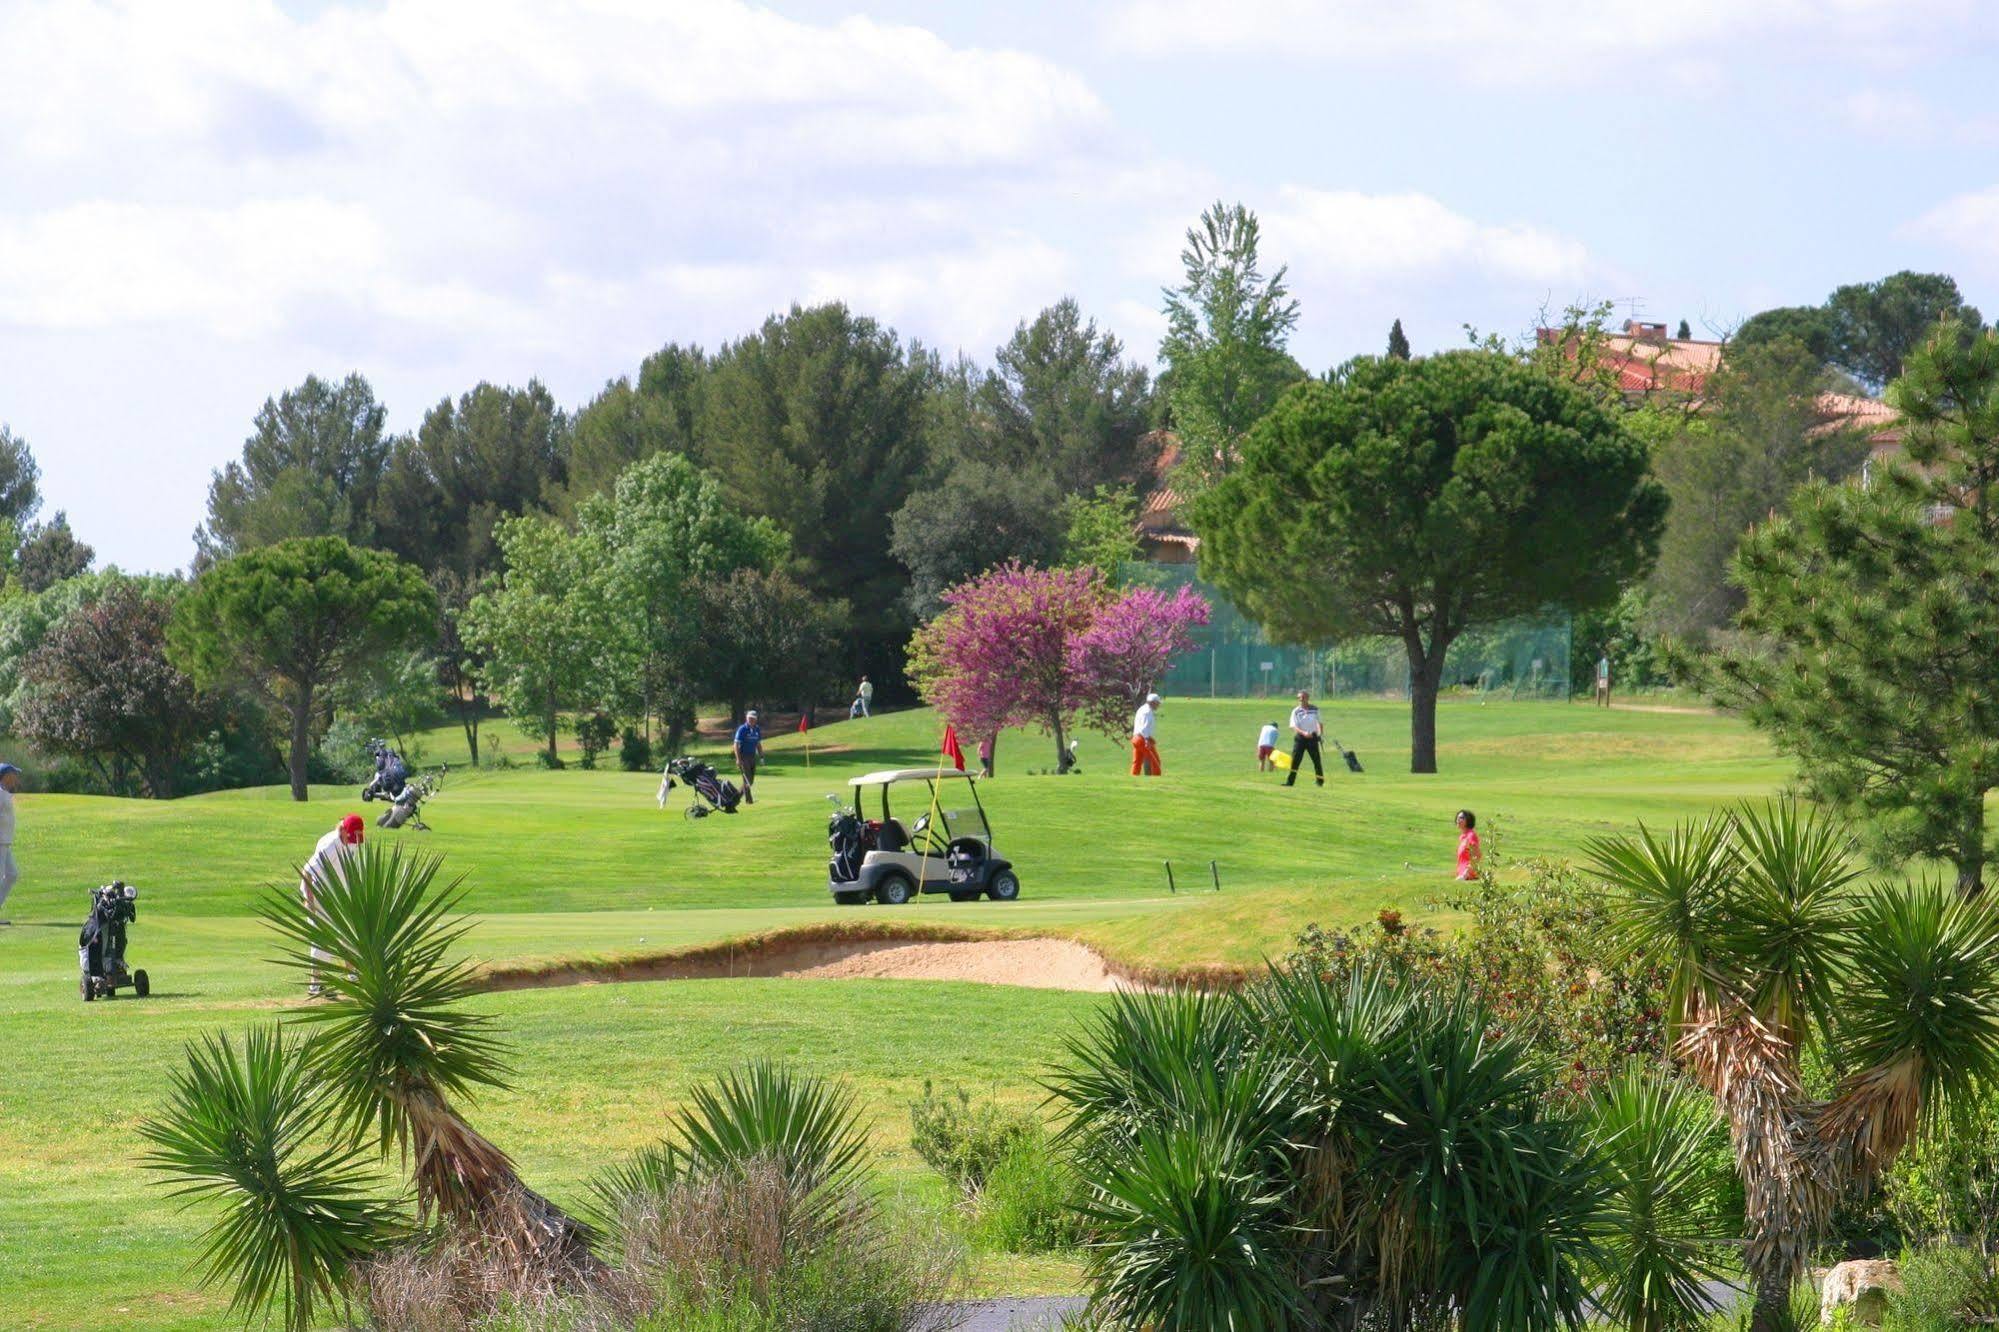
0, 763, 20, 925
301, 814, 365, 994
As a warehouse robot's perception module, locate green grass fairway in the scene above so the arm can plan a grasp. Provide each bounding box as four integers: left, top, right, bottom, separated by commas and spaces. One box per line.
0, 698, 1787, 1328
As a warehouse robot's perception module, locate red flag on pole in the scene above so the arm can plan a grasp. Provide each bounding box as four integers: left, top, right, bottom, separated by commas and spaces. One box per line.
941, 724, 966, 771
797, 712, 810, 733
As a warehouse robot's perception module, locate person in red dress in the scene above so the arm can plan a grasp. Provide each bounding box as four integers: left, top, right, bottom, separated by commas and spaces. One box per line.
1454, 809, 1481, 880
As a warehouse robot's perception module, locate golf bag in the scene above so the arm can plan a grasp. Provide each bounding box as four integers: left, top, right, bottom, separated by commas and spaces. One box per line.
828, 803, 866, 881
377, 767, 443, 830
1331, 738, 1364, 773
662, 755, 742, 819
360, 739, 410, 803
79, 881, 148, 1000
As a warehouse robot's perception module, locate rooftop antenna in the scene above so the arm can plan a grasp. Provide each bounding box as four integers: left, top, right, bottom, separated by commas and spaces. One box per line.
1611, 296, 1646, 322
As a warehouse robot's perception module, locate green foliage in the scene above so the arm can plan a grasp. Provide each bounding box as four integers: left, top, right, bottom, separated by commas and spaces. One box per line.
1883, 1085, 1999, 1243
197, 372, 390, 562
374, 379, 567, 581
328, 645, 444, 758
1159, 201, 1304, 490
1572, 587, 1672, 693
14, 509, 93, 592
0, 421, 41, 528
1884, 1245, 1999, 1332
890, 460, 1064, 617
1060, 484, 1141, 582
261, 843, 511, 1153
1825, 271, 1983, 391
1702, 323, 1999, 889
1586, 1068, 1739, 1332
562, 342, 706, 509
139, 1028, 397, 1332
973, 1134, 1084, 1254
574, 712, 616, 769
1646, 337, 1870, 639
618, 726, 652, 772
1052, 968, 1612, 1331
1189, 350, 1665, 772
463, 514, 602, 764
1734, 305, 1836, 364
1386, 318, 1412, 361
909, 1081, 1041, 1198
170, 535, 437, 801
696, 302, 934, 681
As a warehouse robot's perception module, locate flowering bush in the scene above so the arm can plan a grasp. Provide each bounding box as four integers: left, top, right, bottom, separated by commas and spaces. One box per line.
908, 561, 1208, 769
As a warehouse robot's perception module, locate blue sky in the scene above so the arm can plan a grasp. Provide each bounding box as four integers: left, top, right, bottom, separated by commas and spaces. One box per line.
4, 0, 1998, 573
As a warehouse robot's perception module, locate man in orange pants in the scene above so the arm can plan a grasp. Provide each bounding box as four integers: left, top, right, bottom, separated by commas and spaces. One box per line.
1130, 692, 1162, 776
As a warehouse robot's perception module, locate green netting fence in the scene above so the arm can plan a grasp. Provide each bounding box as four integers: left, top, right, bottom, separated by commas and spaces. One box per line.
1126, 563, 1571, 701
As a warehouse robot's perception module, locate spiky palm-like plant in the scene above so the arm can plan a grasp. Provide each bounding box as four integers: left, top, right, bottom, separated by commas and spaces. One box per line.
1590, 800, 1999, 1332
139, 1028, 398, 1332
261, 841, 598, 1276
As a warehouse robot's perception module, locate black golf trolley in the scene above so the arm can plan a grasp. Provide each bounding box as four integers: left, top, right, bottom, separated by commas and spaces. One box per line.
79, 880, 149, 1001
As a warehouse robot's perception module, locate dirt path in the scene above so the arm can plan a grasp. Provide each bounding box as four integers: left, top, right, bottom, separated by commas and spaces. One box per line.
479, 925, 1155, 994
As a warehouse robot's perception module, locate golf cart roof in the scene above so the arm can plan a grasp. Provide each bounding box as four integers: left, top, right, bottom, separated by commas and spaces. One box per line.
848, 768, 978, 786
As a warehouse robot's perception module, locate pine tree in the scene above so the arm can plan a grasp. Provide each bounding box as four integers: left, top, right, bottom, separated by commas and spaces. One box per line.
1386, 318, 1412, 360
1675, 318, 1692, 340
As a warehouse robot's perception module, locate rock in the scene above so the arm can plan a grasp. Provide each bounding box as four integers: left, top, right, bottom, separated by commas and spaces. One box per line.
1820, 1259, 1903, 1327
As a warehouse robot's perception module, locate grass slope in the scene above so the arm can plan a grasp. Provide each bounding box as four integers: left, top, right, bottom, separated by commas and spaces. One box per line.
0, 698, 1786, 1328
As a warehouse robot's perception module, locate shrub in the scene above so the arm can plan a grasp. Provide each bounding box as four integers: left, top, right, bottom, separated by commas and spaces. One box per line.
972, 1134, 1084, 1255
909, 1082, 1039, 1198
574, 714, 617, 770
1884, 1245, 1999, 1332
1883, 1085, 1999, 1245
619, 728, 652, 773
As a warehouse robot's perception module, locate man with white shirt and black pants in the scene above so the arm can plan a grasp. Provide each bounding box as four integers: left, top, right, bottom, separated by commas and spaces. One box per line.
1285, 690, 1325, 787
0, 762, 20, 925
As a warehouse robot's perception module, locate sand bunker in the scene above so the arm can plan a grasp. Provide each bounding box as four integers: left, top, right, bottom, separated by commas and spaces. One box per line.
480, 927, 1146, 994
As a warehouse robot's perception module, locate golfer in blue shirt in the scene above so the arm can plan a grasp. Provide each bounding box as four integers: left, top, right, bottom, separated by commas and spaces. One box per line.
732, 710, 763, 805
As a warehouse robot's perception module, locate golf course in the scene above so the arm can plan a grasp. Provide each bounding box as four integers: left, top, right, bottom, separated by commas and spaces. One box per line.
0, 696, 1785, 1329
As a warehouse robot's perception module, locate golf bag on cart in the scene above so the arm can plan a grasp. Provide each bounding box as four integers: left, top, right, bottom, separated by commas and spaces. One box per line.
79, 881, 148, 1001
827, 799, 868, 880
661, 755, 742, 819
377, 767, 443, 830
360, 739, 410, 803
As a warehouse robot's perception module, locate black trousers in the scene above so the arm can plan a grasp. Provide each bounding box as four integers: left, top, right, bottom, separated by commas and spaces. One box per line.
1286, 734, 1323, 784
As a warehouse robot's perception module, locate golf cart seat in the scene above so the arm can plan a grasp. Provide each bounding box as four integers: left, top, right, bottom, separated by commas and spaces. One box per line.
876, 818, 909, 853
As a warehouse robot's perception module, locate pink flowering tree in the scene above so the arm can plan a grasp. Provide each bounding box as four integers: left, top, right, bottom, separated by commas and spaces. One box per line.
1075, 582, 1210, 738
909, 562, 1208, 770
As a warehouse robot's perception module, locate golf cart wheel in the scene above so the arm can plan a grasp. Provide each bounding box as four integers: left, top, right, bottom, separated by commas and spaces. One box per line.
133, 969, 150, 998
874, 874, 915, 906
987, 870, 1021, 902
81, 974, 94, 1002
832, 890, 868, 906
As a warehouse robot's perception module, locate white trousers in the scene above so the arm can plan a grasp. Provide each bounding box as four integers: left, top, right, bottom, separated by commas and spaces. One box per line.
0, 845, 16, 914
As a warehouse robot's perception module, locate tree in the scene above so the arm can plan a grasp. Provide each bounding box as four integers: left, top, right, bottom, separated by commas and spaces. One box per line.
15, 510, 94, 591
562, 343, 706, 508
890, 462, 1065, 618
328, 647, 444, 760
908, 562, 1206, 768
1159, 201, 1304, 487
0, 423, 41, 528
197, 373, 392, 561
1701, 322, 1999, 892
578, 452, 785, 741
696, 304, 934, 683
693, 567, 847, 726
1825, 270, 1982, 390
1061, 485, 1141, 582
1386, 318, 1412, 361
972, 299, 1155, 492
374, 381, 567, 580
16, 583, 200, 797
1590, 803, 1999, 1331
170, 537, 436, 801
1646, 338, 1871, 638
1675, 318, 1692, 341
1189, 352, 1665, 773
429, 569, 487, 765
1733, 305, 1835, 364
461, 515, 602, 766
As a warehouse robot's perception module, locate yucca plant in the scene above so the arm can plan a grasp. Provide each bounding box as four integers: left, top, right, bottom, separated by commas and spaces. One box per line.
260, 841, 598, 1276
139, 1028, 398, 1332
1590, 799, 1999, 1332
1585, 1067, 1737, 1332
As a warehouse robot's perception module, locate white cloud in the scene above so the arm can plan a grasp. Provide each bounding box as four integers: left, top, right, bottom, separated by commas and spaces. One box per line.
1906, 186, 1999, 266
1263, 187, 1590, 288
1104, 0, 1980, 83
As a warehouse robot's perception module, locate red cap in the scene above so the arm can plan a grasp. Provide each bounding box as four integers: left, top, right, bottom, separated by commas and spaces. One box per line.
339, 814, 365, 843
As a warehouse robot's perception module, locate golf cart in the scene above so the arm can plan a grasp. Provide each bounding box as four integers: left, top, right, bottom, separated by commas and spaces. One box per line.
826, 768, 1019, 906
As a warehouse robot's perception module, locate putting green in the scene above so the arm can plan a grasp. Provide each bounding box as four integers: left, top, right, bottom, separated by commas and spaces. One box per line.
0, 697, 1788, 1328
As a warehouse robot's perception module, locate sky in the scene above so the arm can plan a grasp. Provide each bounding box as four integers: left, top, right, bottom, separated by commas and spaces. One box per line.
4, 0, 1999, 575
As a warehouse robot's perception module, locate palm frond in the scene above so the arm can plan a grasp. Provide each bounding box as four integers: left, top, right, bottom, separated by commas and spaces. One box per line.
1727, 800, 1862, 1047
262, 841, 512, 1155
139, 1028, 399, 1332
1583, 815, 1738, 1025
